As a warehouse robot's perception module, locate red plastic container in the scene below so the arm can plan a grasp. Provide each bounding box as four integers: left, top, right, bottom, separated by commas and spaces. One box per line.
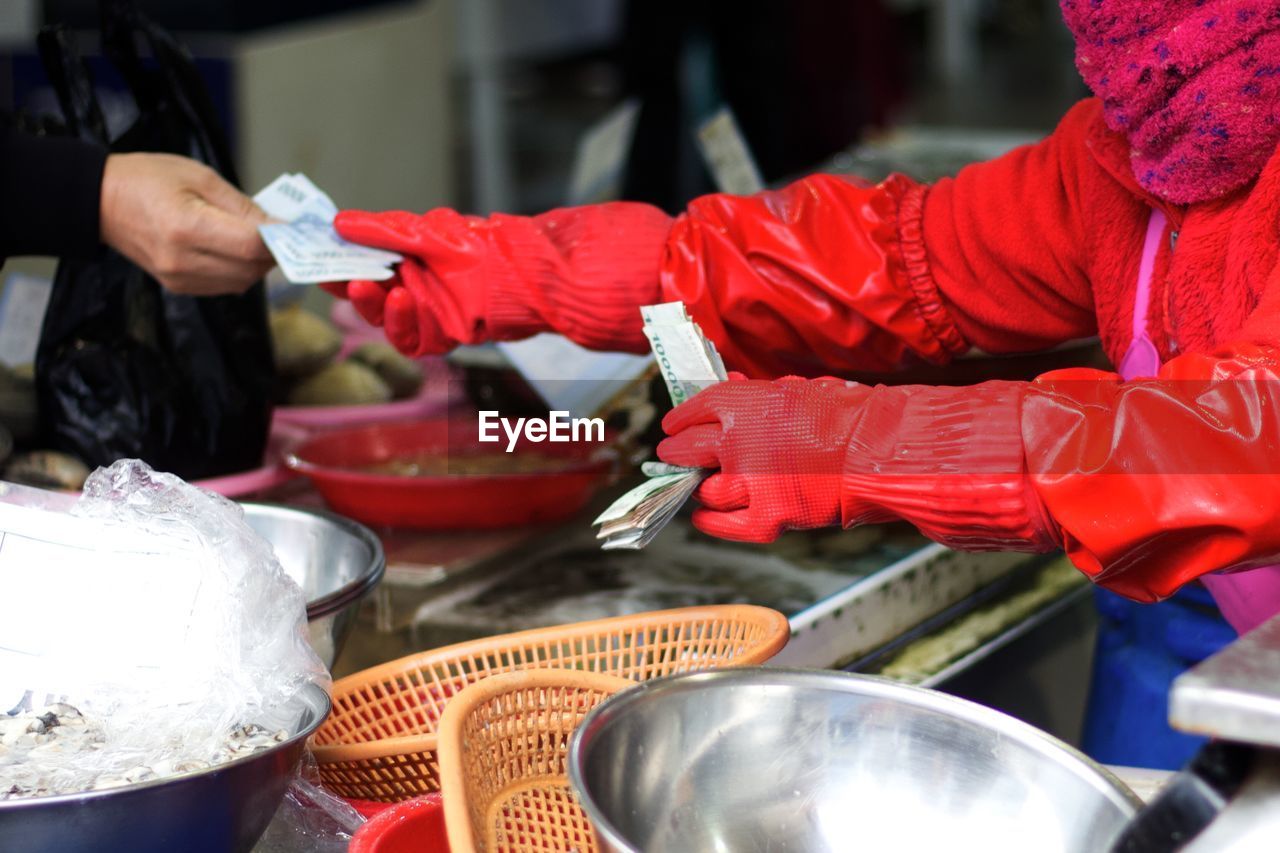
350, 794, 449, 853
284, 416, 614, 529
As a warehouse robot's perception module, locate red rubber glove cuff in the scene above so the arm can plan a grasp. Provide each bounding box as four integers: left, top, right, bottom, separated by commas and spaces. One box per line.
841, 383, 1059, 552
658, 173, 971, 378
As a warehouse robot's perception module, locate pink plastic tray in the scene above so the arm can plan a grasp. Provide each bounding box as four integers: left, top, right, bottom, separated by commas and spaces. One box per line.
273, 306, 457, 432
272, 373, 454, 431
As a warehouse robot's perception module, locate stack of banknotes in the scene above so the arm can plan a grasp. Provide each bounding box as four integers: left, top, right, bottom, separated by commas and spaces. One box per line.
593, 302, 728, 549
254, 173, 401, 283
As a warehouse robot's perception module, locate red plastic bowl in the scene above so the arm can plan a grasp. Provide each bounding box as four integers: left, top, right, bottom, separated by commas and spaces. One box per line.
284, 416, 614, 529
349, 794, 448, 853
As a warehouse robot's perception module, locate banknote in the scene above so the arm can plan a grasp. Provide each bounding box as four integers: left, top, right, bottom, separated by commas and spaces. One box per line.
599, 469, 704, 550
256, 235, 399, 283
592, 471, 695, 528
643, 323, 724, 407
254, 173, 401, 284
593, 302, 726, 549
640, 461, 699, 478
639, 303, 727, 375
254, 172, 338, 223
638, 301, 691, 326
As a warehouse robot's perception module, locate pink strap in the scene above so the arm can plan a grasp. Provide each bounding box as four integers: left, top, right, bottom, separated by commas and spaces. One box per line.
1117, 209, 1166, 381
1133, 208, 1166, 341
1122, 207, 1280, 634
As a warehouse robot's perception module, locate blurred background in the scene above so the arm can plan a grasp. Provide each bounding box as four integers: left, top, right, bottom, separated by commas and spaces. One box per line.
0, 0, 1086, 219
0, 0, 1158, 770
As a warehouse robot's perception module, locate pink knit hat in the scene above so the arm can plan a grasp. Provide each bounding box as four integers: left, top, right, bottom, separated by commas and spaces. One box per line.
1061, 1, 1280, 203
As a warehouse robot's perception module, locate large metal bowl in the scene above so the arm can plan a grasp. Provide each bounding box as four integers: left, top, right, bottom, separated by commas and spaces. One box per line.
0, 683, 329, 853
569, 668, 1141, 853
241, 503, 384, 668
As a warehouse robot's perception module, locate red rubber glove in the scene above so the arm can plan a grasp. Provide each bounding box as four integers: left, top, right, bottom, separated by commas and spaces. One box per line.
329, 204, 672, 356
327, 173, 976, 373
657, 378, 870, 540
659, 173, 971, 378
657, 377, 1054, 548
660, 344, 1280, 605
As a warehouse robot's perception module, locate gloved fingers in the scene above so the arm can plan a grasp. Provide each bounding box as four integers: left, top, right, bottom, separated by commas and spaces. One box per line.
657, 423, 723, 469
383, 286, 424, 356
691, 507, 781, 543
334, 209, 423, 255
694, 472, 750, 511
336, 208, 476, 262
380, 258, 492, 356
405, 260, 475, 354
348, 278, 393, 327
660, 393, 720, 436
726, 371, 749, 382
318, 281, 348, 299
660, 381, 759, 435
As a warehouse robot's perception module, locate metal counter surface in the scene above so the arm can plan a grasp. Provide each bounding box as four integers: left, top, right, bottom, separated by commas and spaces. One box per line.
1172, 613, 1280, 748
322, 485, 1088, 704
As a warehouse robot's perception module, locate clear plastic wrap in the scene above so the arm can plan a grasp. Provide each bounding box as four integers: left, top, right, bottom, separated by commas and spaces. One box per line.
253, 756, 366, 853
0, 459, 328, 798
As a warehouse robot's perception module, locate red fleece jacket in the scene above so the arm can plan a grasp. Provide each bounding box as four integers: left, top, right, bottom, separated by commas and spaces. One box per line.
922, 98, 1280, 367
658, 98, 1280, 602
668, 98, 1280, 375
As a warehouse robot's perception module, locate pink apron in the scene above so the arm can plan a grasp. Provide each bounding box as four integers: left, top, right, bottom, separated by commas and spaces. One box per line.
1120, 209, 1280, 635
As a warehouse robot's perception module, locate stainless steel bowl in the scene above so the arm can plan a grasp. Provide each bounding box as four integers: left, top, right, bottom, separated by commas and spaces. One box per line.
0, 683, 329, 853
241, 503, 384, 668
569, 668, 1141, 853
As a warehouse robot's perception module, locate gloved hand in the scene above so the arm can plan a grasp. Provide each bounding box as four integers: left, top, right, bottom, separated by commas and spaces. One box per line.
327, 204, 673, 356
658, 376, 1058, 549
657, 377, 870, 541
327, 173, 974, 373
659, 348, 1280, 614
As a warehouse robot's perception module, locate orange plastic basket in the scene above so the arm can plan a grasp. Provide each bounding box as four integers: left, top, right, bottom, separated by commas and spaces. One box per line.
437, 669, 632, 853
313, 605, 789, 801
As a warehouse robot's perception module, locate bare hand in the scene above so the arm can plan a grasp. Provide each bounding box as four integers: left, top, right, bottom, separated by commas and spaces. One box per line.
99, 153, 274, 296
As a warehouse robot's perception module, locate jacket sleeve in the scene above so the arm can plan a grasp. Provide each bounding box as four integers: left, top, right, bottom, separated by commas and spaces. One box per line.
660, 172, 970, 377
1026, 343, 1280, 601
919, 100, 1109, 356
838, 342, 1280, 602
658, 100, 1108, 378
0, 124, 107, 260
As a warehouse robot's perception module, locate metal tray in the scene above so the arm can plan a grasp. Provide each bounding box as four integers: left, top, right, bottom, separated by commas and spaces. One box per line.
398, 515, 1050, 672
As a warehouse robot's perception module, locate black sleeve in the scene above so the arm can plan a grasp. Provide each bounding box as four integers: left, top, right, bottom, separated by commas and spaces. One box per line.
0, 125, 107, 260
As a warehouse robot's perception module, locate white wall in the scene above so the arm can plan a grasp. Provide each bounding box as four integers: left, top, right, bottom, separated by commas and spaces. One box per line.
234, 0, 455, 214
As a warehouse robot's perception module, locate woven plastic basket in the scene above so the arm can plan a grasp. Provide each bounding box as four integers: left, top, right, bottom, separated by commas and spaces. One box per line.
313, 604, 789, 801
438, 669, 632, 853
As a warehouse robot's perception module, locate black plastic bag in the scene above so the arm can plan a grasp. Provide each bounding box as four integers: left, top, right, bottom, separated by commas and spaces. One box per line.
33, 0, 274, 481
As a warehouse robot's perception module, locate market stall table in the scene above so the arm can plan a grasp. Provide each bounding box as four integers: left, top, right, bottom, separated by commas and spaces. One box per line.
245, 473, 1096, 745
